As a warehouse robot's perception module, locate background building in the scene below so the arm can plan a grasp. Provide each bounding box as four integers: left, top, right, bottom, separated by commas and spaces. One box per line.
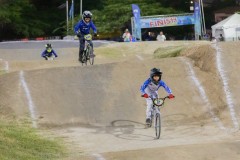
214, 6, 240, 22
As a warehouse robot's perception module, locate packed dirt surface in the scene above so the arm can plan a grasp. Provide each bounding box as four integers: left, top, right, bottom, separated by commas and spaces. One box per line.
0, 40, 240, 160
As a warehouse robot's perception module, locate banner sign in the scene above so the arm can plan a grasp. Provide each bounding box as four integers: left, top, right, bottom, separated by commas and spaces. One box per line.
194, 1, 202, 38
132, 4, 141, 40
140, 15, 194, 28
69, 0, 74, 19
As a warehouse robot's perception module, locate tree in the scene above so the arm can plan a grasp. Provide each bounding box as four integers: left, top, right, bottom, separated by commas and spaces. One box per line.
0, 0, 65, 40
0, 0, 189, 40
91, 0, 180, 35
0, 0, 44, 40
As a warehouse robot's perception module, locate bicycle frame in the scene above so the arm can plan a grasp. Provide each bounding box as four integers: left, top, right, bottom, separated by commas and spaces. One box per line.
150, 96, 168, 116
46, 56, 55, 61
84, 34, 92, 51
152, 105, 160, 118
84, 40, 91, 51
80, 34, 94, 65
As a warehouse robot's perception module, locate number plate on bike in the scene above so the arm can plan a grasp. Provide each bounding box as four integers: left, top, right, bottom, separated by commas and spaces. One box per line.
153, 98, 164, 106
84, 34, 92, 41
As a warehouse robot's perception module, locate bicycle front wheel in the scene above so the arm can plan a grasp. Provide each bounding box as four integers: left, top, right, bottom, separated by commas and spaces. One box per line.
82, 51, 87, 65
87, 45, 94, 65
155, 113, 161, 139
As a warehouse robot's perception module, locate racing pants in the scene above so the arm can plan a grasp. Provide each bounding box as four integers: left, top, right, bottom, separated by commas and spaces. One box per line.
144, 88, 158, 120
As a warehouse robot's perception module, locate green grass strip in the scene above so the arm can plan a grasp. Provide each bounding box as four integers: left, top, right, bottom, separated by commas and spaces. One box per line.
154, 46, 184, 58
0, 121, 66, 160
0, 70, 7, 75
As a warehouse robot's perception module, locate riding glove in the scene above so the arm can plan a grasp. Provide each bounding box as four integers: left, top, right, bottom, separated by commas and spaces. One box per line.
142, 93, 149, 98
168, 94, 175, 99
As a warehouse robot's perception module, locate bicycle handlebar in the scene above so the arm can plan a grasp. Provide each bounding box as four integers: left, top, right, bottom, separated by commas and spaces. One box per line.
149, 95, 174, 107
141, 94, 174, 106
141, 95, 171, 99
151, 96, 167, 107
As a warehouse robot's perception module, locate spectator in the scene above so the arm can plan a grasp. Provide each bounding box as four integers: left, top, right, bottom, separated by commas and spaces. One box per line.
218, 34, 224, 41
211, 37, 217, 43
149, 32, 156, 41
142, 30, 150, 41
122, 29, 131, 42
156, 31, 166, 42
203, 33, 210, 40
131, 36, 136, 42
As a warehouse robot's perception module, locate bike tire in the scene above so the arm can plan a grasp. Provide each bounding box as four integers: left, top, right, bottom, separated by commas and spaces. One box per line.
82, 51, 87, 65
87, 45, 94, 65
155, 113, 161, 139
147, 112, 154, 128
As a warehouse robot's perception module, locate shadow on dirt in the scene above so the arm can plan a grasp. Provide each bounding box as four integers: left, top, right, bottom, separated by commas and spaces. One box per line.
88, 120, 156, 141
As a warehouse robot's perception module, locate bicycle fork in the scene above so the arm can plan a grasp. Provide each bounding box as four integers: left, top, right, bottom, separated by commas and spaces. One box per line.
151, 106, 160, 127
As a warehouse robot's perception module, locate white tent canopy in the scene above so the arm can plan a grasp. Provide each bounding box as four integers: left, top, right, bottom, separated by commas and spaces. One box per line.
211, 13, 240, 41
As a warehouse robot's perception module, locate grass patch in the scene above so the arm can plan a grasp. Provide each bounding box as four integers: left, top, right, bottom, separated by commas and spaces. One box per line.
0, 70, 7, 75
0, 120, 66, 160
154, 46, 184, 58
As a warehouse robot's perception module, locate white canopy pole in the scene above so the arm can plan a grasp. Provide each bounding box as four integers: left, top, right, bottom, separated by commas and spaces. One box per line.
200, 0, 206, 35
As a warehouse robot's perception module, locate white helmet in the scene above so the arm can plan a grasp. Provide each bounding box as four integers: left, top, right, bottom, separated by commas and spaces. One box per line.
82, 11, 92, 21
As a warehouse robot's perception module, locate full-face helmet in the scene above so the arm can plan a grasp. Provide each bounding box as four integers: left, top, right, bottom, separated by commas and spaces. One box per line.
150, 68, 162, 85
45, 44, 52, 52
82, 10, 92, 23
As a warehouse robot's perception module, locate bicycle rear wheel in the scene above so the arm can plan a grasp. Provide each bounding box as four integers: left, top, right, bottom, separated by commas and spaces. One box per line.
87, 45, 94, 65
155, 113, 161, 139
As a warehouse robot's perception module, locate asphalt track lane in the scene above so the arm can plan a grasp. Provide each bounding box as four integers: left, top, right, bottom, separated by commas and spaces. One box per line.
0, 40, 113, 49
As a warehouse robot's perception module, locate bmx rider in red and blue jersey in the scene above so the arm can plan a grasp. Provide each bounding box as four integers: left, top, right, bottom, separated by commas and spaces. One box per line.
74, 10, 97, 63
140, 68, 175, 125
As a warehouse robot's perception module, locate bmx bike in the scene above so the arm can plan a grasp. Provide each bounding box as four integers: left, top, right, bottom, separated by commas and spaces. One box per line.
147, 96, 171, 139
43, 55, 56, 61
81, 34, 94, 65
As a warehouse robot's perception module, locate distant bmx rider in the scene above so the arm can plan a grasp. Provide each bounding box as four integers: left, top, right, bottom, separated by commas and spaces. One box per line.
140, 68, 175, 125
41, 43, 58, 60
74, 10, 97, 63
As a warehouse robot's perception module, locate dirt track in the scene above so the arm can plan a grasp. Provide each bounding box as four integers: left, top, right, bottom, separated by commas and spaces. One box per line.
0, 41, 240, 159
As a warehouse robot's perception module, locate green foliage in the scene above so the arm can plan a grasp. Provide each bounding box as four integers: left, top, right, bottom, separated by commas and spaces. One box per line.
1, 0, 35, 38
2, 0, 236, 39
0, 0, 64, 40
154, 46, 184, 58
0, 120, 65, 160
0, 70, 7, 75
92, 0, 180, 34
0, 0, 183, 39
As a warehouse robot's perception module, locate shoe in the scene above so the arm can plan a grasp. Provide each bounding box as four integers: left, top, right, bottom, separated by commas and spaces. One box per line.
146, 118, 151, 124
